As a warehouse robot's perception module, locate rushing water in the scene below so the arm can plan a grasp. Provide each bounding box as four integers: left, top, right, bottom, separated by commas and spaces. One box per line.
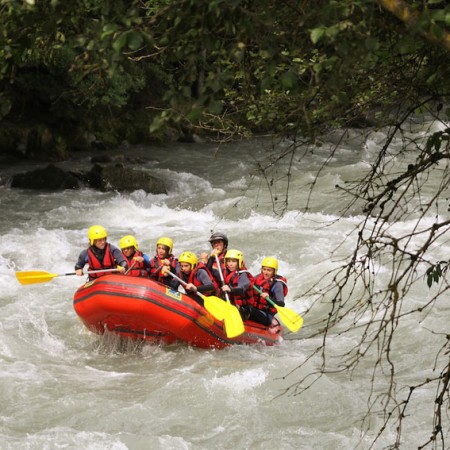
0, 122, 449, 450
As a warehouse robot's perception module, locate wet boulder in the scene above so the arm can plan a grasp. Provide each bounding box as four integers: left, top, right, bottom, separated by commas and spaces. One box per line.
86, 164, 167, 194
10, 164, 81, 190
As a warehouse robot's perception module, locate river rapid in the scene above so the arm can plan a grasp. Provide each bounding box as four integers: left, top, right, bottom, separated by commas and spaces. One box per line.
0, 121, 449, 449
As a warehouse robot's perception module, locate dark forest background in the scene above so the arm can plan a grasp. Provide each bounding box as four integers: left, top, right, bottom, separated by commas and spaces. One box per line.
1, 0, 449, 161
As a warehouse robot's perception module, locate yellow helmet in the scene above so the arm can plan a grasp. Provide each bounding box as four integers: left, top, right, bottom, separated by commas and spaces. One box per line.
120, 235, 139, 250
224, 249, 244, 269
178, 251, 198, 269
156, 237, 173, 254
88, 225, 107, 245
262, 257, 278, 274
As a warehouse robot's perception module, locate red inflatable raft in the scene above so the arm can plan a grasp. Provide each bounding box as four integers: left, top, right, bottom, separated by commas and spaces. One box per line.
73, 274, 283, 349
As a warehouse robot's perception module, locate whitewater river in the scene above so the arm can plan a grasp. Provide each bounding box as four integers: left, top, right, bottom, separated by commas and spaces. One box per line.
0, 121, 449, 449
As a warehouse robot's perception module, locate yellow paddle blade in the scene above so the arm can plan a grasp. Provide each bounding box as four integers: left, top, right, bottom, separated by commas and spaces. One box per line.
202, 295, 227, 321
275, 305, 304, 333
201, 294, 245, 338
16, 271, 58, 285
223, 303, 245, 338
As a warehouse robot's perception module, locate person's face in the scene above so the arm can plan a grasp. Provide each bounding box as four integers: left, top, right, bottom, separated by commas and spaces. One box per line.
122, 246, 135, 257
261, 266, 275, 279
180, 262, 192, 275
211, 240, 225, 253
94, 238, 106, 250
157, 244, 169, 258
226, 258, 238, 271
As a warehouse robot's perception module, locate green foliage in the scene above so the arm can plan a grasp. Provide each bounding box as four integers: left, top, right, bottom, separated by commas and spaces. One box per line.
426, 260, 449, 287
0, 0, 164, 156
1, 0, 449, 154
140, 0, 450, 137
425, 127, 450, 154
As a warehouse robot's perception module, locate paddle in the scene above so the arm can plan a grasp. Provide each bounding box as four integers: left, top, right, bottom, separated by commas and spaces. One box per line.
124, 260, 137, 275
166, 271, 245, 338
214, 254, 231, 302
16, 268, 120, 285
213, 254, 248, 337
253, 285, 304, 333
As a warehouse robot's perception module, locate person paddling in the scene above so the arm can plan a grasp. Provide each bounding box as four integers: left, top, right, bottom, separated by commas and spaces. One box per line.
220, 249, 254, 320
119, 235, 151, 278
168, 251, 218, 303
75, 225, 127, 280
250, 257, 288, 326
149, 237, 179, 286
201, 231, 244, 286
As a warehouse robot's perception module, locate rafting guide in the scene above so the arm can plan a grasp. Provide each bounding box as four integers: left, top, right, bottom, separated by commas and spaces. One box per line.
75, 225, 127, 279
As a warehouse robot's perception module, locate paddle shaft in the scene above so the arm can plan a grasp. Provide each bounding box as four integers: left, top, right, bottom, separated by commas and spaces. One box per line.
15, 267, 122, 285
166, 271, 207, 300
166, 269, 245, 337
77, 268, 121, 276
124, 260, 137, 275
214, 254, 230, 302
253, 285, 278, 308
253, 285, 303, 333
213, 256, 249, 337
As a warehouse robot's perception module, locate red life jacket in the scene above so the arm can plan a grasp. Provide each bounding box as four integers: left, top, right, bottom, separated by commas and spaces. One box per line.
150, 255, 177, 284
189, 263, 220, 293
211, 253, 247, 284
87, 244, 115, 279
253, 274, 288, 314
211, 253, 225, 271
123, 250, 148, 278
224, 270, 255, 307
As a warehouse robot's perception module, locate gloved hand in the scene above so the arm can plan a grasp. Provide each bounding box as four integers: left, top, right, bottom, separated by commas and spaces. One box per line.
185, 283, 197, 293
117, 266, 126, 274
161, 266, 170, 276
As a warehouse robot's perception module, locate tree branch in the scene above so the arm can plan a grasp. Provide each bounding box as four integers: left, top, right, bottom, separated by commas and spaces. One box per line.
377, 0, 450, 51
